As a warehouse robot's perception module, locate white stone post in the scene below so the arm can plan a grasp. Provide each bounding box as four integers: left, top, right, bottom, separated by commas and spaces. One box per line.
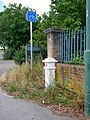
42, 57, 58, 88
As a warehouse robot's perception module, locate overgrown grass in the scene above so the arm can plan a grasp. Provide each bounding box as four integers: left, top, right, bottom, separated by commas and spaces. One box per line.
0, 61, 84, 109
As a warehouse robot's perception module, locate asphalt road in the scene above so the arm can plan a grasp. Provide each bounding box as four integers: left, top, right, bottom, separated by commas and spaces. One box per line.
0, 60, 75, 120
0, 51, 3, 60
0, 51, 16, 76
0, 89, 75, 120
0, 60, 16, 76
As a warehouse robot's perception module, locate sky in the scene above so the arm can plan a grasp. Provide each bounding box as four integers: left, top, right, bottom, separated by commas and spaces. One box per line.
0, 0, 51, 14
0, 1, 4, 11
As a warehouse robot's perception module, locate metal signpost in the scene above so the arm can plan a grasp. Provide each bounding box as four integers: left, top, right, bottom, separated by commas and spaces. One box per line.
26, 11, 36, 70
84, 0, 90, 116
25, 45, 41, 64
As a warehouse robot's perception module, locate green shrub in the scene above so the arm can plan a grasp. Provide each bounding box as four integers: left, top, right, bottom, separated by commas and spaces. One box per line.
3, 48, 15, 60
13, 47, 25, 64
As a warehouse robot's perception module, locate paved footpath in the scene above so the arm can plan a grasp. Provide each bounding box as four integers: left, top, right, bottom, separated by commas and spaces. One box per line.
0, 60, 75, 120
0, 60, 16, 76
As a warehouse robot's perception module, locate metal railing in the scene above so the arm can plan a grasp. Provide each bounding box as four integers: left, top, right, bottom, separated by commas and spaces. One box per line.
57, 27, 86, 64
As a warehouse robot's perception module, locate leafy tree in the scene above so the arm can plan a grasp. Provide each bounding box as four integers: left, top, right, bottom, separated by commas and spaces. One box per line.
0, 3, 29, 59
49, 0, 86, 29
0, 1, 86, 62
0, 3, 48, 60
32, 0, 86, 59
33, 13, 51, 58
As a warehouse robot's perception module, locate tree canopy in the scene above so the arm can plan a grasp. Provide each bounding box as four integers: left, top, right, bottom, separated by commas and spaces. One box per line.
0, 0, 86, 62
49, 0, 86, 29
0, 4, 29, 50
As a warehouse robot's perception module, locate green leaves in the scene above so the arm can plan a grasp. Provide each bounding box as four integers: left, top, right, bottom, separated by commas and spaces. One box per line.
0, 1, 86, 61
0, 3, 29, 48
49, 0, 86, 29
0, 3, 30, 59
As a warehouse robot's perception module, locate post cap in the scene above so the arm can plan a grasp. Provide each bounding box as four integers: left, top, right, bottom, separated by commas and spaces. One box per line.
44, 28, 64, 34
42, 57, 58, 63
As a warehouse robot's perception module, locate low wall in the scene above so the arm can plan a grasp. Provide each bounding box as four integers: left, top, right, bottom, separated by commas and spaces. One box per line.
55, 63, 84, 96
56, 63, 84, 84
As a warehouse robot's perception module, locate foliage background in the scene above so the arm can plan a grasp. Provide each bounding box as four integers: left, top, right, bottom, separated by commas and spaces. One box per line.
0, 0, 86, 63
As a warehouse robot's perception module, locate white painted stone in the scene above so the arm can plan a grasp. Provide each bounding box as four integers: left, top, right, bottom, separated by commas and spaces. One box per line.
42, 57, 58, 88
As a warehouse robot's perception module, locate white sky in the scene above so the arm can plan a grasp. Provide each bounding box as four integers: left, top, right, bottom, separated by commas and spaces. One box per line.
1, 0, 51, 15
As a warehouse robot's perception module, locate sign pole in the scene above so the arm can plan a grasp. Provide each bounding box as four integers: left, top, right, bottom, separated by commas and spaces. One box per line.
25, 46, 28, 64
30, 21, 32, 70
26, 10, 36, 70
84, 0, 90, 116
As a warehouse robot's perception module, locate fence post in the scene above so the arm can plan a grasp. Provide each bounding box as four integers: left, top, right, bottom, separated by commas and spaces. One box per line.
25, 46, 28, 64
44, 28, 64, 62
84, 0, 90, 116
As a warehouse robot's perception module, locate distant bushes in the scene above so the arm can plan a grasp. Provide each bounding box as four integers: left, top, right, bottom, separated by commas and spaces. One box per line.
13, 47, 25, 64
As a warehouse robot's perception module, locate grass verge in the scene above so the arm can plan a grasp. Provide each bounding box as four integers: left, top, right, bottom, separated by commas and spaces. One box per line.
0, 61, 84, 109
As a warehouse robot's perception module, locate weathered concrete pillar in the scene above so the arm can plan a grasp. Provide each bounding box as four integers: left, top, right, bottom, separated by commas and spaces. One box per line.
44, 28, 64, 62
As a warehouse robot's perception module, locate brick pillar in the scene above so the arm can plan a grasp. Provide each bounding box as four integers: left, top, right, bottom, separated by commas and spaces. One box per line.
44, 28, 64, 62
